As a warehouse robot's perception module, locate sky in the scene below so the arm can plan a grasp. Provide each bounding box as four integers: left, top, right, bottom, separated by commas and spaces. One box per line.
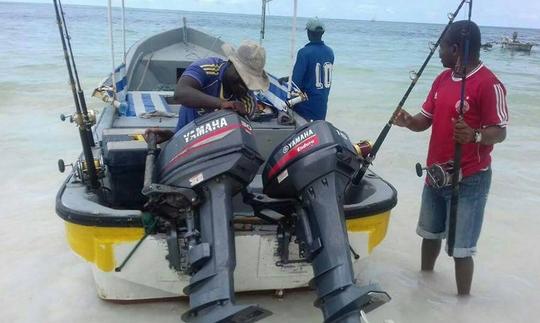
6, 0, 540, 29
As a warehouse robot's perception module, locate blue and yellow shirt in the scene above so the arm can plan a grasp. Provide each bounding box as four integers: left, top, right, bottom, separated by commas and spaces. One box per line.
176, 57, 255, 131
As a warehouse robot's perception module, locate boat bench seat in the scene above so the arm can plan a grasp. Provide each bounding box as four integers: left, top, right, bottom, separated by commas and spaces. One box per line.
124, 91, 180, 117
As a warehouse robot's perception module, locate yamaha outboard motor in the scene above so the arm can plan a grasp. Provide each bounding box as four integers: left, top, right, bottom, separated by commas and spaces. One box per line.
263, 121, 389, 323
147, 110, 271, 323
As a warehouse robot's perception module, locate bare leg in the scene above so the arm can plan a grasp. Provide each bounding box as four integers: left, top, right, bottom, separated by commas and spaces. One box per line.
454, 257, 474, 295
421, 238, 441, 271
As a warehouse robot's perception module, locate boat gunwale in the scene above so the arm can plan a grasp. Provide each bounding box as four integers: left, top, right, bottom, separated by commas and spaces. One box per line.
344, 174, 398, 218
55, 174, 144, 227
55, 171, 397, 227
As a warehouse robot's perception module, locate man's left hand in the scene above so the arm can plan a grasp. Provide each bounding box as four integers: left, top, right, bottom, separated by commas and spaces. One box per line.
453, 118, 475, 144
221, 100, 248, 115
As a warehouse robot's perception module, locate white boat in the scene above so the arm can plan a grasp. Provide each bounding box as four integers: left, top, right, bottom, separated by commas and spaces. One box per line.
501, 32, 534, 52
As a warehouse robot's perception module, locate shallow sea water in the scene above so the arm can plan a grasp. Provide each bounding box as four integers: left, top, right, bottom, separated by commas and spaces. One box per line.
1, 2, 539, 322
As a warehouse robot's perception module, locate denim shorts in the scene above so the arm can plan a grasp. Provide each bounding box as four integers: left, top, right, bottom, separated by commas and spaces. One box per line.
416, 168, 492, 258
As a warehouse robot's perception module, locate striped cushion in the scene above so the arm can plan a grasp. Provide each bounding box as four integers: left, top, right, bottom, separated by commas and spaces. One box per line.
114, 64, 128, 102
125, 91, 175, 117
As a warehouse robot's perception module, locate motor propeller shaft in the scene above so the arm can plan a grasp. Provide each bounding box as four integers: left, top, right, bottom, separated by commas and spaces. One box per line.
301, 173, 390, 323
181, 177, 271, 323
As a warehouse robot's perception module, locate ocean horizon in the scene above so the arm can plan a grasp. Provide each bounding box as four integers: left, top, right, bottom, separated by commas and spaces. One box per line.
3, 0, 540, 30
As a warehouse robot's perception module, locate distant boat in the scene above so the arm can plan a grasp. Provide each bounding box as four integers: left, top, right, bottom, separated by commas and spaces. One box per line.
501, 32, 534, 52
501, 40, 534, 52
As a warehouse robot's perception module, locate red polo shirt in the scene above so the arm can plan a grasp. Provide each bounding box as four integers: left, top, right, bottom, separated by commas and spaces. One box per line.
421, 64, 509, 177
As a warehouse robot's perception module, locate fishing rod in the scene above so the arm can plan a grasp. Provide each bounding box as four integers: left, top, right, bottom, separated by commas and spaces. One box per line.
260, 0, 267, 44
351, 0, 467, 185
259, 0, 274, 44
54, 0, 100, 190
58, 0, 95, 147
448, 0, 473, 257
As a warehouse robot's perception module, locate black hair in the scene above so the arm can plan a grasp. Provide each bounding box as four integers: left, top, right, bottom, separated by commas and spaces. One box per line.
307, 30, 324, 41
445, 20, 481, 59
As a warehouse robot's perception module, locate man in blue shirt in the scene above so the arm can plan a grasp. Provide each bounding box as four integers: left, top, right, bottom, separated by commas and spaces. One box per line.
147, 41, 269, 143
291, 17, 334, 121
175, 40, 270, 131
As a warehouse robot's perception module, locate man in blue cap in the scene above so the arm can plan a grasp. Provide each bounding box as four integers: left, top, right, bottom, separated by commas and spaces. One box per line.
289, 17, 334, 121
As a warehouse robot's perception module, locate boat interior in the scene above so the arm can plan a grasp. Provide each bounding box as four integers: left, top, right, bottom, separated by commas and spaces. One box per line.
126, 27, 226, 92
57, 24, 397, 228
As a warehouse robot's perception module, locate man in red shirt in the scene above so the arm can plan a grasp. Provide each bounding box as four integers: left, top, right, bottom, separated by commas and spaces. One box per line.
394, 20, 508, 295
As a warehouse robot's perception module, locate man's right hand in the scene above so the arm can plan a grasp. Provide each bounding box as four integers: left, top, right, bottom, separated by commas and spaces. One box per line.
144, 128, 174, 144
393, 109, 412, 128
220, 100, 248, 115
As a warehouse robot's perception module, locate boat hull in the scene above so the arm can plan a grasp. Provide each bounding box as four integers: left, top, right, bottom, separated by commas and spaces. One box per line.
57, 171, 396, 300
64, 212, 391, 300
501, 42, 533, 52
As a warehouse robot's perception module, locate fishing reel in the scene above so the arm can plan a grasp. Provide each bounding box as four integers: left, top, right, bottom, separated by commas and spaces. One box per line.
415, 161, 462, 189
279, 91, 307, 125
353, 140, 373, 160
285, 90, 308, 109
58, 156, 105, 182
60, 110, 97, 127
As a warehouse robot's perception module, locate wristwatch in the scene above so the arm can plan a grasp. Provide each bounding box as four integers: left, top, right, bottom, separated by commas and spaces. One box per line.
474, 129, 482, 143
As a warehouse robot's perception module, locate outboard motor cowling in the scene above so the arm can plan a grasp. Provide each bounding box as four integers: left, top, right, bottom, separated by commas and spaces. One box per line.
264, 121, 357, 197
263, 121, 389, 323
158, 110, 261, 187
153, 110, 270, 323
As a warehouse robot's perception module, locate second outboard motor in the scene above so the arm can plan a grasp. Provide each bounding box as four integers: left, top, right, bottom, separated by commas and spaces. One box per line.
150, 110, 271, 323
263, 121, 389, 323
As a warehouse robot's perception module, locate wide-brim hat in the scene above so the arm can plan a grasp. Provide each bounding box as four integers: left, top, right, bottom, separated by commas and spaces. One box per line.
222, 41, 270, 91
